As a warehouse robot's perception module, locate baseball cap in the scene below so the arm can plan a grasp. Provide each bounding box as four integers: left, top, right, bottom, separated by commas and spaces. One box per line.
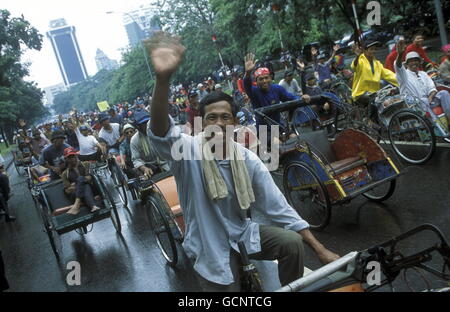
134, 110, 150, 125
99, 113, 110, 123
123, 124, 135, 132
51, 130, 66, 141
254, 67, 271, 78
64, 147, 79, 158
305, 72, 317, 81
197, 83, 204, 88
405, 51, 422, 62
215, 84, 222, 89
363, 40, 381, 49
79, 125, 89, 131
189, 89, 199, 98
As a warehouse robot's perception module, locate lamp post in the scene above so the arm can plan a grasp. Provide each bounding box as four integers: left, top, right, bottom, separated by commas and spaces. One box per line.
106, 11, 153, 81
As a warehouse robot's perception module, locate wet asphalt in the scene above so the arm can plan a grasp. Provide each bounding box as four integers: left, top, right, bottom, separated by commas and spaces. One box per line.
0, 143, 449, 292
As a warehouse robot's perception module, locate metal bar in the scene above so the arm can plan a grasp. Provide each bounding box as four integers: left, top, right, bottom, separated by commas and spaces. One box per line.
276, 251, 359, 292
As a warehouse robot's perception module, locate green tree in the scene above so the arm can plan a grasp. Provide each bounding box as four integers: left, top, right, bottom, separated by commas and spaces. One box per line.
0, 9, 47, 141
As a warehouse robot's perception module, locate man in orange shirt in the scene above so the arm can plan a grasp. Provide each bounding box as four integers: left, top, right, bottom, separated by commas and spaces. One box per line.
403, 33, 438, 68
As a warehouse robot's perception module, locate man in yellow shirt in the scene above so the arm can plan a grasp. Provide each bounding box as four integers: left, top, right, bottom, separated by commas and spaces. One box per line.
351, 41, 398, 122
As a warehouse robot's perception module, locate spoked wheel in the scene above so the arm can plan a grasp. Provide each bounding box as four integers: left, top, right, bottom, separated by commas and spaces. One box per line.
146, 192, 180, 267
283, 161, 332, 230
362, 179, 396, 202
99, 178, 122, 233
388, 110, 436, 165
111, 165, 130, 214
347, 106, 382, 142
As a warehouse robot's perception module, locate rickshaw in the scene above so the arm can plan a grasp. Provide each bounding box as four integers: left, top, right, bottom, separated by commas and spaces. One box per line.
254, 98, 402, 230
276, 224, 450, 292
12, 145, 33, 176
35, 161, 121, 260
347, 85, 450, 165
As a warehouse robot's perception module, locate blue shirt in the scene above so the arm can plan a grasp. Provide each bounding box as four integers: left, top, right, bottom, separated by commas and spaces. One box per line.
244, 76, 298, 127
148, 117, 309, 285
316, 62, 332, 82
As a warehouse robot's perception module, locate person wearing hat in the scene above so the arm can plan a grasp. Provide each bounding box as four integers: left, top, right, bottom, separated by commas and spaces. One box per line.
130, 110, 169, 179
75, 124, 104, 162
438, 44, 450, 83
146, 32, 339, 291
98, 113, 123, 155
316, 44, 340, 85
109, 107, 124, 125
197, 83, 208, 101
186, 90, 201, 134
40, 130, 70, 179
351, 40, 398, 122
119, 124, 138, 178
215, 84, 223, 92
279, 70, 302, 96
395, 39, 450, 127
61, 147, 100, 215
30, 128, 50, 161
244, 53, 316, 140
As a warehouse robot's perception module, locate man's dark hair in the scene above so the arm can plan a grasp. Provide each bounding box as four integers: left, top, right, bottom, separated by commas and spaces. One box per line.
199, 91, 237, 117
412, 32, 424, 40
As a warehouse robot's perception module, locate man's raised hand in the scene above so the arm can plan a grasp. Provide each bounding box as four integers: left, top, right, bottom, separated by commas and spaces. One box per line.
244, 53, 257, 74
396, 39, 406, 55
144, 31, 185, 78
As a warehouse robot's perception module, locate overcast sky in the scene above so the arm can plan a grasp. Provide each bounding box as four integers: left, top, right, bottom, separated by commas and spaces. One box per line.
4, 0, 154, 89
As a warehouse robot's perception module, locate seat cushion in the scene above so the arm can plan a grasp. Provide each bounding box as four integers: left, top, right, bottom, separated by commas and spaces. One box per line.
327, 156, 366, 175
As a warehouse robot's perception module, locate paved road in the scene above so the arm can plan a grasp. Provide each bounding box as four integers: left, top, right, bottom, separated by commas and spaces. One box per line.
1, 143, 449, 292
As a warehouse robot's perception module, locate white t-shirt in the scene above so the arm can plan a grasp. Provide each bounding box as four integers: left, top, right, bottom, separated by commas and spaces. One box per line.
279, 78, 301, 95
76, 128, 99, 155
99, 123, 121, 146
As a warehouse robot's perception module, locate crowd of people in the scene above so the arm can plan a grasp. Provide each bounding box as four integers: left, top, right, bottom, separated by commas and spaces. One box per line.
2, 29, 450, 292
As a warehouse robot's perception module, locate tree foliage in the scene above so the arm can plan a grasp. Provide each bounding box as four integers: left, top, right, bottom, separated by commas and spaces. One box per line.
52, 46, 154, 114
0, 9, 47, 140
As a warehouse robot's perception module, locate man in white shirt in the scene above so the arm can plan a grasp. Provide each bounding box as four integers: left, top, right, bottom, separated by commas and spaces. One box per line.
98, 114, 123, 154
395, 39, 450, 126
278, 70, 302, 96
76, 125, 104, 161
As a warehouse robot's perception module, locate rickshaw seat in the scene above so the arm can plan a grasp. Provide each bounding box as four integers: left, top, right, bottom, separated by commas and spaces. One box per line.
154, 176, 180, 213
43, 182, 74, 212
327, 156, 366, 175
297, 130, 336, 163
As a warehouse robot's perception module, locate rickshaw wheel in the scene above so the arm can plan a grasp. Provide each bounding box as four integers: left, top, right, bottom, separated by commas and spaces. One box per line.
111, 164, 130, 213
98, 176, 122, 233
283, 161, 332, 230
388, 110, 436, 165
362, 179, 396, 202
146, 192, 179, 267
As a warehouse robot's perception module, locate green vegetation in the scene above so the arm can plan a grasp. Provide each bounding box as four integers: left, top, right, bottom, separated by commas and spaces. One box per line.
0, 10, 48, 141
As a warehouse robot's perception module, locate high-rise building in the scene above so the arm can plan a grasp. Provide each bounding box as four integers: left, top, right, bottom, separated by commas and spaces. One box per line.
123, 4, 160, 47
46, 18, 88, 86
95, 49, 119, 72
43, 83, 67, 107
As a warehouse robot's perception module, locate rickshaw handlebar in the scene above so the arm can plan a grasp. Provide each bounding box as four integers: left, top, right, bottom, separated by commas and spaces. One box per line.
253, 95, 324, 117
276, 224, 450, 292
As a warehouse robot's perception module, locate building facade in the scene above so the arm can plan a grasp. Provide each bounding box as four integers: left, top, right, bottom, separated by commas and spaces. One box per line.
123, 4, 160, 47
43, 83, 67, 107
46, 18, 88, 86
95, 49, 119, 72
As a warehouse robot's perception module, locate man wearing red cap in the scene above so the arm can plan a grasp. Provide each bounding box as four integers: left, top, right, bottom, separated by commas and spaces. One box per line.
243, 53, 315, 139
61, 147, 100, 215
